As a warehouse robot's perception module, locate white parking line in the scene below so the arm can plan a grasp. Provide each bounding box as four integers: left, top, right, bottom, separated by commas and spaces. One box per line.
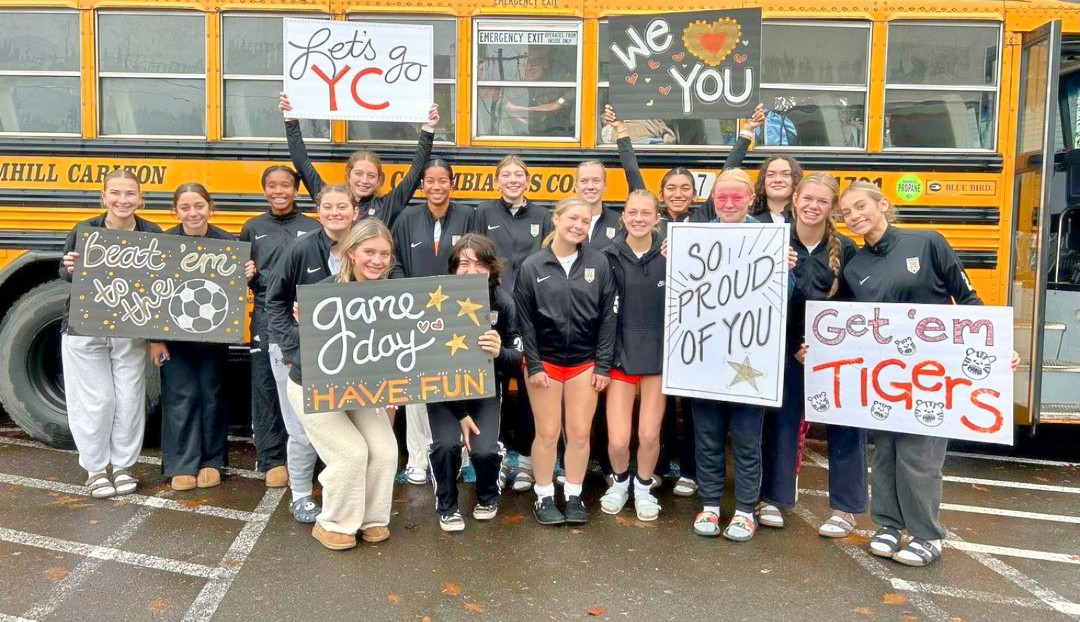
946, 451, 1080, 468
940, 502, 1080, 525
948, 540, 1080, 566
0, 613, 37, 622
890, 579, 1049, 610
0, 472, 264, 522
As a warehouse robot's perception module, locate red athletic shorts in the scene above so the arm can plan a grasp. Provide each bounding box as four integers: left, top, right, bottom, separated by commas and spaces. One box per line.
524, 360, 595, 383
609, 368, 642, 385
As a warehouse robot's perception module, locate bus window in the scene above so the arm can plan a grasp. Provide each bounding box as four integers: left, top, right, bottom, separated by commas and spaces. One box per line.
98, 11, 206, 137
884, 22, 1000, 150
0, 10, 80, 135
473, 19, 581, 141
222, 13, 330, 141
347, 16, 456, 144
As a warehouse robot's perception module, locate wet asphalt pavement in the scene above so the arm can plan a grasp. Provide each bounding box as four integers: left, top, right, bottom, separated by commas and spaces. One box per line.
1, 422, 1078, 622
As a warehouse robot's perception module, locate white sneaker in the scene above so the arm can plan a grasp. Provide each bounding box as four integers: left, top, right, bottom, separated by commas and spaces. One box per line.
634, 492, 661, 521
599, 484, 630, 514
439, 511, 465, 532
405, 466, 427, 485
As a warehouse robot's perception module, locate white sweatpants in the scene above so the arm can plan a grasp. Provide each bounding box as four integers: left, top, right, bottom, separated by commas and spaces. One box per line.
269, 343, 320, 499
405, 403, 432, 470
61, 334, 147, 476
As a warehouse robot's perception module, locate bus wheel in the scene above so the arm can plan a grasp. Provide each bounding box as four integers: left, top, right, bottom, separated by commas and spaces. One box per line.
0, 281, 160, 449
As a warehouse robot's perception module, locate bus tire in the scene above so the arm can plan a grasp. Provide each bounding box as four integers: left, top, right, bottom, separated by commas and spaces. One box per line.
0, 280, 161, 449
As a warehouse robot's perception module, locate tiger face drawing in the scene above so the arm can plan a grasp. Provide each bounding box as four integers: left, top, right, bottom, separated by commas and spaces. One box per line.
914, 400, 945, 427
895, 337, 916, 356
870, 401, 892, 421
807, 392, 830, 413
962, 348, 996, 381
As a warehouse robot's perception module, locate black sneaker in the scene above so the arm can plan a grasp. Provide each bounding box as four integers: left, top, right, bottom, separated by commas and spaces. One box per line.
533, 497, 565, 525
439, 511, 465, 532
564, 495, 588, 524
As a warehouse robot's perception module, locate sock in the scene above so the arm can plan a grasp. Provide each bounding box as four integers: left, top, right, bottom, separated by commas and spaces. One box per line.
703, 504, 720, 516
291, 490, 313, 504
612, 470, 630, 491
534, 483, 555, 501
926, 539, 942, 551
518, 455, 532, 470
734, 509, 754, 521
633, 476, 652, 499
563, 481, 583, 499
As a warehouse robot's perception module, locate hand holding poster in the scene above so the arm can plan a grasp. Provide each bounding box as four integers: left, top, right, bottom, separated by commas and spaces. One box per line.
803, 301, 1014, 445
606, 10, 761, 120
298, 274, 495, 414
283, 19, 433, 122
662, 223, 789, 407
69, 227, 250, 343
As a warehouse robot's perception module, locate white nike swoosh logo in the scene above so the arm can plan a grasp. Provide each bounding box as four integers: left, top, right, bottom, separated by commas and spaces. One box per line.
859, 275, 871, 285
487, 225, 501, 230
254, 234, 267, 240
411, 242, 423, 248
307, 267, 321, 274
537, 275, 551, 283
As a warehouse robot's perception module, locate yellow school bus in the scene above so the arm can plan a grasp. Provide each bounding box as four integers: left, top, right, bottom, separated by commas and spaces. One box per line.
0, 0, 1076, 445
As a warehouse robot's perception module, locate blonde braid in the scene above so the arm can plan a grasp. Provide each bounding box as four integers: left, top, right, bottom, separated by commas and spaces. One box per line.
825, 217, 842, 298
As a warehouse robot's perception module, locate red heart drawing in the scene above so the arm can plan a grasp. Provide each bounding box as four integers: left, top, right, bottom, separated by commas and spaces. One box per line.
672, 52, 685, 61
648, 60, 660, 70
417, 320, 430, 333
625, 73, 638, 85
700, 32, 729, 55
659, 86, 672, 95
431, 318, 445, 331
734, 53, 748, 64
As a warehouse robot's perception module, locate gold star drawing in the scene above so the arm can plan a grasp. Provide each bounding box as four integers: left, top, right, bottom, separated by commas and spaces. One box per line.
427, 285, 449, 312
445, 334, 469, 356
727, 355, 764, 391
456, 297, 483, 327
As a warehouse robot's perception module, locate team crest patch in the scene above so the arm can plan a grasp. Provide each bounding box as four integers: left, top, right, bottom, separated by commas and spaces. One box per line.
488, 310, 499, 327
906, 257, 920, 274
368, 208, 376, 216
530, 224, 540, 237
605, 226, 616, 239
584, 268, 595, 283
451, 235, 461, 246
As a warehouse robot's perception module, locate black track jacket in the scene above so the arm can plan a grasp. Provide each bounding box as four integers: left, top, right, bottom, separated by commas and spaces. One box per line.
585, 207, 624, 251
475, 198, 552, 296
265, 227, 335, 369
240, 209, 320, 312
603, 232, 666, 375
389, 202, 478, 279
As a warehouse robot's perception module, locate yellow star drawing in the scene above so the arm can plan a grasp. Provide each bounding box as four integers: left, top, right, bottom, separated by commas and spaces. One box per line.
427, 285, 449, 312
727, 355, 765, 391
456, 297, 483, 327
445, 334, 469, 356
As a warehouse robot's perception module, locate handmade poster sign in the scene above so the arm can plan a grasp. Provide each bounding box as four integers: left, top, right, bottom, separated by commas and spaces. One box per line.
283, 19, 433, 122
68, 227, 250, 343
662, 222, 789, 407
803, 301, 1014, 445
297, 274, 496, 413
606, 9, 761, 119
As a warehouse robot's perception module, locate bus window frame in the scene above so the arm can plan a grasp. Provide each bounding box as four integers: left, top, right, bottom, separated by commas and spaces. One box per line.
0, 8, 81, 138
96, 8, 208, 140
882, 20, 1002, 153
596, 18, 871, 152
346, 13, 457, 146
220, 11, 330, 143
471, 17, 584, 144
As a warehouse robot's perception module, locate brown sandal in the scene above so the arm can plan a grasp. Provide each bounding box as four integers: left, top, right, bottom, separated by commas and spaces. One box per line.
111, 469, 138, 495
86, 474, 116, 499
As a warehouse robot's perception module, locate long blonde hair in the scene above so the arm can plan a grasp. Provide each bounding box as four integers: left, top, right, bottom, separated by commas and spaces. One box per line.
542, 197, 591, 248
335, 219, 393, 283
794, 173, 843, 297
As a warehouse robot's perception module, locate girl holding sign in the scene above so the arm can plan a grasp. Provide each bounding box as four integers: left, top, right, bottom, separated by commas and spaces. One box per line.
283, 218, 399, 551
278, 93, 439, 227
427, 234, 521, 532
151, 183, 254, 491
834, 181, 1018, 567
515, 197, 618, 525
598, 190, 667, 521
60, 169, 162, 498
756, 173, 866, 536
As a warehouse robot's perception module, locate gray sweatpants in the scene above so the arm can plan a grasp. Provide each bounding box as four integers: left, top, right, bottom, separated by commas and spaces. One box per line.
61, 334, 147, 476
269, 343, 319, 499
870, 431, 949, 540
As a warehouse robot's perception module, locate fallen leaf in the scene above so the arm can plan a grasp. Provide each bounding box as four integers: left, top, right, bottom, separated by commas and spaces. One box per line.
971, 484, 990, 492
47, 495, 90, 508
180, 498, 209, 509
464, 601, 484, 614
47, 475, 59, 481
112, 499, 133, 507
7, 484, 24, 493
586, 605, 607, 617
569, 529, 584, 535
148, 598, 168, 615
88, 520, 99, 525
841, 532, 870, 546
613, 515, 653, 529
43, 567, 68, 582
901, 615, 918, 622
387, 593, 400, 604
851, 606, 874, 619
502, 513, 526, 525
405, 523, 420, 532
422, 617, 432, 622
1034, 476, 1049, 483
224, 559, 243, 568
442, 581, 463, 596
882, 593, 908, 606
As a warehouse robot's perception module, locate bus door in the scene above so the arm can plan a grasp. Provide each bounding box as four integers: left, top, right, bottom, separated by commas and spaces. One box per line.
1011, 21, 1062, 429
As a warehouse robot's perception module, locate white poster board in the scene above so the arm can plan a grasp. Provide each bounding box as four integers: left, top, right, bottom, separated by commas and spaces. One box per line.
662, 222, 790, 407
283, 19, 433, 122
803, 301, 1014, 445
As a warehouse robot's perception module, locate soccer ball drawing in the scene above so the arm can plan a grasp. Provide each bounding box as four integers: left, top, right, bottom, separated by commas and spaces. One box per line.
168, 279, 230, 333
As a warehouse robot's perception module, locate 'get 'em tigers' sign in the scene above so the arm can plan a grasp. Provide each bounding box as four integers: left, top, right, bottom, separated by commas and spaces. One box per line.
803, 301, 1014, 445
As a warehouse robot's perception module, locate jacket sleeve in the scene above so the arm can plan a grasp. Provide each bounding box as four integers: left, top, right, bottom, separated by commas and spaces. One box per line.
239, 221, 257, 292
723, 135, 752, 170
382, 130, 435, 227
494, 290, 523, 374
930, 233, 982, 306
513, 264, 543, 377
265, 249, 301, 366
59, 227, 77, 281
593, 265, 619, 376
616, 137, 647, 193
389, 218, 408, 279
285, 120, 325, 204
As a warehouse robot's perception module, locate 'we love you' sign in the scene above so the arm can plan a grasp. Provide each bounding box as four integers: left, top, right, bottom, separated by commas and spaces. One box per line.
606, 9, 761, 119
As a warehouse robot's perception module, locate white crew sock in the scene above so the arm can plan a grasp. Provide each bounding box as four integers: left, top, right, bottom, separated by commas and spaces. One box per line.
563, 481, 583, 499
534, 482, 555, 501
633, 476, 652, 498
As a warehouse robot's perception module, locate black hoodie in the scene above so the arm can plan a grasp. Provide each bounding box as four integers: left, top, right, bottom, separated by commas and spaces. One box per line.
240, 208, 320, 311
389, 202, 477, 279
475, 198, 552, 296
265, 227, 336, 367
788, 229, 857, 356
603, 231, 666, 375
